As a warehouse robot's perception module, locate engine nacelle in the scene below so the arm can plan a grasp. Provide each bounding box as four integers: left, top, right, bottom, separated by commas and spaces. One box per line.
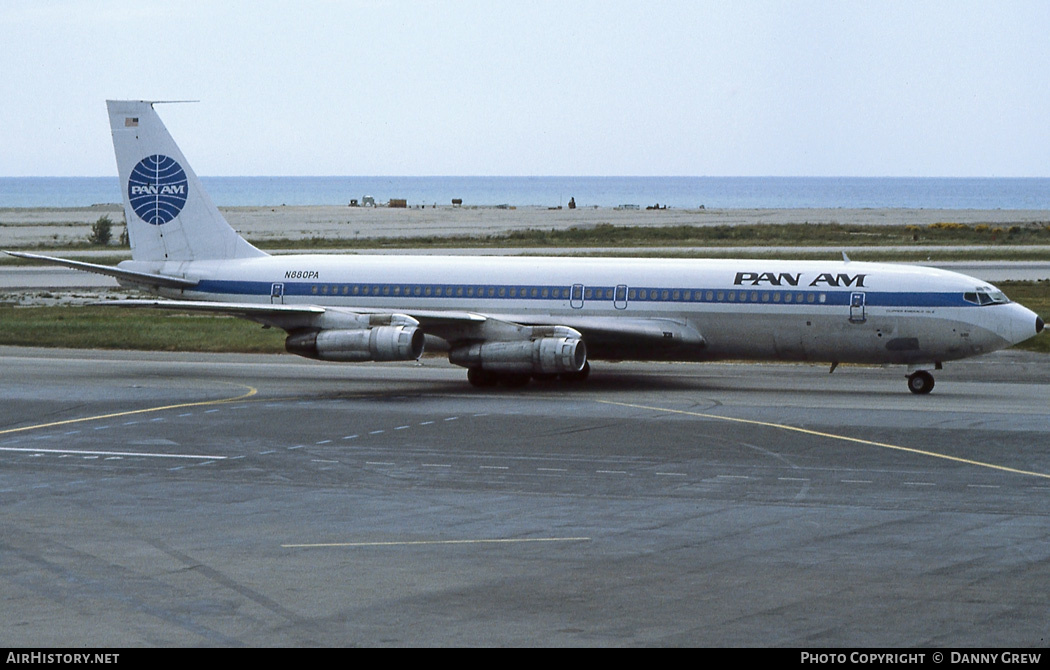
286, 326, 424, 362
449, 337, 586, 374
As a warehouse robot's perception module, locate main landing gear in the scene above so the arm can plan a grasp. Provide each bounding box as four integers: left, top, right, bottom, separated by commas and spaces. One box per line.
907, 370, 935, 395
466, 361, 591, 388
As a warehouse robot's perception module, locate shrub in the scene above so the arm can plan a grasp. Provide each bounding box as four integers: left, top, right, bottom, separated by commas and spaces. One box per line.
88, 215, 113, 246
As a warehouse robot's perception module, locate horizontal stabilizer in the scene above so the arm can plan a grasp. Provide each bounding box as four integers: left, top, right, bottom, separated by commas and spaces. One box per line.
4, 251, 198, 290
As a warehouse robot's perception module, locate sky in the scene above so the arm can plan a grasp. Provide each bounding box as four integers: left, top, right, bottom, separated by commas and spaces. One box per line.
1, 0, 1048, 177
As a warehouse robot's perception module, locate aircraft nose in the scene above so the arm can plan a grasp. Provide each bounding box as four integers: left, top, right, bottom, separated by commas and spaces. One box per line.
996, 302, 1044, 347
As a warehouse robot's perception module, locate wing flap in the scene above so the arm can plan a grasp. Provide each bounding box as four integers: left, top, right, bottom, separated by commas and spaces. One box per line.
498, 314, 705, 348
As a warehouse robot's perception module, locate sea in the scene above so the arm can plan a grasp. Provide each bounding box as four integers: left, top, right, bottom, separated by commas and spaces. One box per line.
2, 176, 1049, 210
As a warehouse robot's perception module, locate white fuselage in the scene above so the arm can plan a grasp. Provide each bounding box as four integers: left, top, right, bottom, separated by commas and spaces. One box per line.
122, 254, 1040, 366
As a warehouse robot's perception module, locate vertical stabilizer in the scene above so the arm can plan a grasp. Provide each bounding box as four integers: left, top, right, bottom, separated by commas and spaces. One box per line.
107, 100, 266, 262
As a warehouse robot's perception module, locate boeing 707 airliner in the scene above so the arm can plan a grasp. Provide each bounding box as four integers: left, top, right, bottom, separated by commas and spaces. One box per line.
7, 101, 1044, 393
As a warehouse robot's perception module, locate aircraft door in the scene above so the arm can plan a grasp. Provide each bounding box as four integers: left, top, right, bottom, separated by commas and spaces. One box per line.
271, 283, 285, 304
614, 284, 628, 310
849, 291, 866, 323
570, 283, 584, 309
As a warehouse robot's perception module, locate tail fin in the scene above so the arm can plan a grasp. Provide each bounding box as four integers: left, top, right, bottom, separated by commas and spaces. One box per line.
107, 100, 266, 262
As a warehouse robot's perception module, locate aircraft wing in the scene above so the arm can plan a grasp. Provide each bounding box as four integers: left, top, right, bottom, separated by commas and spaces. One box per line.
4, 251, 198, 290
97, 298, 326, 317
93, 298, 488, 335
92, 298, 703, 357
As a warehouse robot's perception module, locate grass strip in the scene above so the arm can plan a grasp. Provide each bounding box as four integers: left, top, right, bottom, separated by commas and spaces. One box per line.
3, 221, 1050, 255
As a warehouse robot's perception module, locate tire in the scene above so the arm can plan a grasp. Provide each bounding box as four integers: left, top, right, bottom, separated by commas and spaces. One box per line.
907, 371, 935, 395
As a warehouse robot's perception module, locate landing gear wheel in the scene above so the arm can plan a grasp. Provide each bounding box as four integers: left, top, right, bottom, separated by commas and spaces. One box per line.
467, 367, 498, 388
907, 370, 935, 395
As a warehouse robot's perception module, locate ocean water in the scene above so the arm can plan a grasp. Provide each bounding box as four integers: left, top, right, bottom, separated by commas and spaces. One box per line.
2, 176, 1049, 210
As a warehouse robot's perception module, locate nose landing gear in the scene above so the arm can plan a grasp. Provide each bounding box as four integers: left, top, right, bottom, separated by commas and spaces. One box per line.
907, 370, 935, 395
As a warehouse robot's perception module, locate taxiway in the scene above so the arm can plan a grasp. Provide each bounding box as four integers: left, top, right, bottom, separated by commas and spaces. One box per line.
1, 347, 1048, 646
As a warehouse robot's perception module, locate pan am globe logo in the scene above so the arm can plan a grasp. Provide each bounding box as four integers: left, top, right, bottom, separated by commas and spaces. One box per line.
128, 155, 188, 225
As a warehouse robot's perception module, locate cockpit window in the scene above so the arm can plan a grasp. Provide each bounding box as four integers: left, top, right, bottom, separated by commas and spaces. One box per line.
964, 288, 1010, 306
986, 289, 1009, 304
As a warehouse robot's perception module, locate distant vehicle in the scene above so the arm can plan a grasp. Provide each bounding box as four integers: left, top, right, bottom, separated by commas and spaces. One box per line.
8, 101, 1043, 393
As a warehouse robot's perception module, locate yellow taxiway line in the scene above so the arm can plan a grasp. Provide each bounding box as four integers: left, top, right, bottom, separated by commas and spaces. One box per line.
0, 384, 258, 437
598, 399, 1050, 480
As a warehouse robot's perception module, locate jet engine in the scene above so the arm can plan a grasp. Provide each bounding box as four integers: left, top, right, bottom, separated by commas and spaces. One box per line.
286, 326, 424, 362
449, 336, 586, 374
